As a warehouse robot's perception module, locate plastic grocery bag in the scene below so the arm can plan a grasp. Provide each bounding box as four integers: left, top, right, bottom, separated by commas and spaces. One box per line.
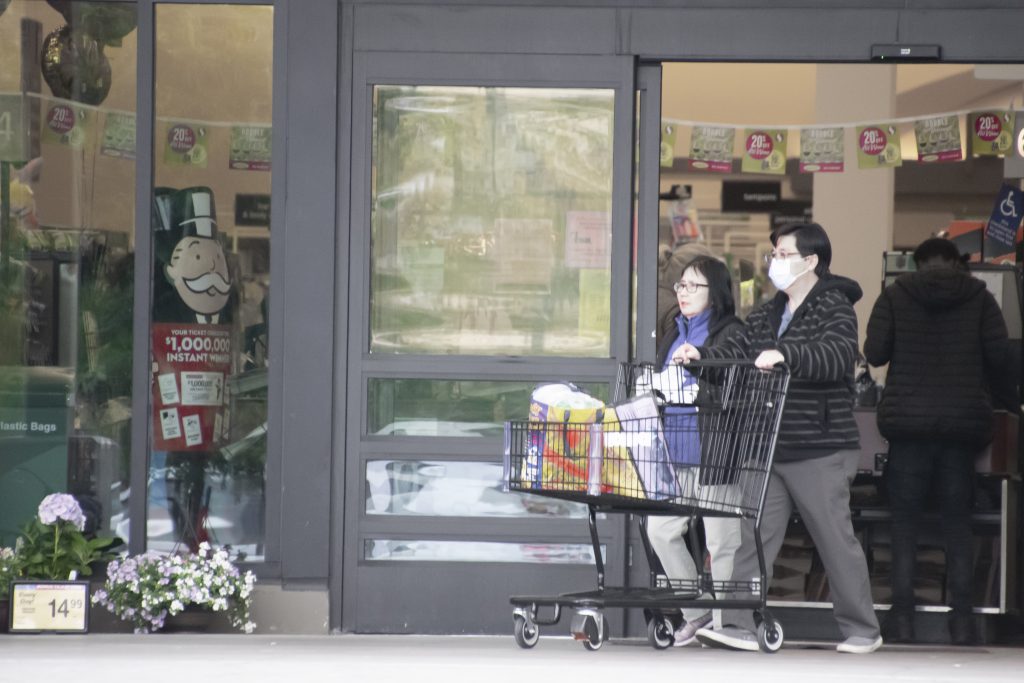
522, 383, 605, 493
633, 364, 697, 405
602, 394, 681, 500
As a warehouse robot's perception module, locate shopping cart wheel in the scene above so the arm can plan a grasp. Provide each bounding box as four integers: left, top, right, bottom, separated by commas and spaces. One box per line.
581, 616, 607, 651
572, 610, 608, 651
646, 615, 673, 650
757, 619, 784, 653
513, 614, 540, 649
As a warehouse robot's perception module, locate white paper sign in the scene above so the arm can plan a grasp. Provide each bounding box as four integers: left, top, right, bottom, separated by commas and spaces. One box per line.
158, 373, 180, 405
183, 414, 203, 446
181, 372, 224, 406
160, 408, 182, 440
564, 211, 610, 269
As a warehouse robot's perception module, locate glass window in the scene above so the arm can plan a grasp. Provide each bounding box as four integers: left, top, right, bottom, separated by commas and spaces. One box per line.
366, 460, 588, 518
367, 378, 609, 437
364, 539, 600, 564
370, 86, 615, 357
148, 5, 272, 561
0, 0, 137, 546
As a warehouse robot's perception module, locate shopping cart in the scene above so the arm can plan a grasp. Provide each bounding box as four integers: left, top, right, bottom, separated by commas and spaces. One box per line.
503, 359, 789, 652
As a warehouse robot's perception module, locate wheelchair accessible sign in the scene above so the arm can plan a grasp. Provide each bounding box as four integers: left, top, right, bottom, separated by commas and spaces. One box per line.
985, 183, 1024, 258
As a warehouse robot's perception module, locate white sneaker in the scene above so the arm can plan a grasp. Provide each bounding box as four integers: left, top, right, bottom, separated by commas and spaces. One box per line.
836, 635, 883, 654
695, 625, 758, 652
672, 612, 712, 647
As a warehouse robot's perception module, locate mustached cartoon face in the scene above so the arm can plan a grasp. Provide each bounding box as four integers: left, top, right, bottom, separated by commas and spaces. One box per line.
165, 236, 231, 315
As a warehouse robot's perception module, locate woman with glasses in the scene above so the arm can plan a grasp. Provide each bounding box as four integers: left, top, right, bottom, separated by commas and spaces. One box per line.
675, 222, 882, 655
647, 255, 743, 647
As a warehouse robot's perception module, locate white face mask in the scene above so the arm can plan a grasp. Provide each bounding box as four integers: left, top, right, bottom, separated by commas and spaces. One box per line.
768, 256, 810, 291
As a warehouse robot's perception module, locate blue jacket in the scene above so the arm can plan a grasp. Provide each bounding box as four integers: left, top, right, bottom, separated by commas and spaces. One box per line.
656, 311, 742, 466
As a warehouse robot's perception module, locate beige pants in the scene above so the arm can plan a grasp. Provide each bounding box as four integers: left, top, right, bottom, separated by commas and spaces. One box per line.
647, 468, 742, 626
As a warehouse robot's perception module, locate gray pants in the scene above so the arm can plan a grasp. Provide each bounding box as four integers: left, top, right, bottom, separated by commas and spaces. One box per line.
723, 450, 880, 639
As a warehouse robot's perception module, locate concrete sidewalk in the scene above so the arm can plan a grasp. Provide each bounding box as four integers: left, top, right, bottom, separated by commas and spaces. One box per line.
1, 634, 1022, 683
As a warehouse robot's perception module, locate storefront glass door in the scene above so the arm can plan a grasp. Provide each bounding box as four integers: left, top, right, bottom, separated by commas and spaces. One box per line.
342, 52, 636, 633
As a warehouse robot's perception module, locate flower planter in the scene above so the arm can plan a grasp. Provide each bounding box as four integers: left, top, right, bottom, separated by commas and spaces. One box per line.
93, 543, 256, 633
160, 605, 232, 633
0, 598, 9, 633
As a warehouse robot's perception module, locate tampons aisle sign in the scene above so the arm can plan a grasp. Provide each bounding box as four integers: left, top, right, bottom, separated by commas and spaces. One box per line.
151, 322, 231, 451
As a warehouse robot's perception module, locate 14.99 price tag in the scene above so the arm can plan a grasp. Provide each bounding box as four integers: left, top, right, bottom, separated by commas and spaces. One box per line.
10, 581, 90, 633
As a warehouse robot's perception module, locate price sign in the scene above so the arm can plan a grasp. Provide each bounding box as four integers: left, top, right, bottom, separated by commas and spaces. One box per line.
9, 581, 90, 633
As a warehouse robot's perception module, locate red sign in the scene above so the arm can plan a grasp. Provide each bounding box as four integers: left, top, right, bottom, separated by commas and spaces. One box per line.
46, 105, 75, 134
859, 127, 887, 155
746, 131, 773, 160
974, 114, 1002, 142
168, 125, 196, 153
151, 322, 232, 452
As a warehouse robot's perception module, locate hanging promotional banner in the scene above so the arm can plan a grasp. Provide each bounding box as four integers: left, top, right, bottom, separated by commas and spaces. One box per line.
984, 183, 1024, 260
799, 127, 844, 173
100, 111, 136, 159
969, 111, 1014, 157
151, 322, 232, 452
0, 93, 27, 161
229, 125, 272, 171
914, 115, 962, 163
689, 125, 734, 173
660, 122, 677, 168
856, 124, 902, 169
163, 122, 208, 167
741, 129, 787, 175
40, 100, 92, 148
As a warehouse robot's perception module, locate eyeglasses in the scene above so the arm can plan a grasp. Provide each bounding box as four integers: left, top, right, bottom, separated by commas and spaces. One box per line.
673, 281, 709, 294
763, 250, 805, 265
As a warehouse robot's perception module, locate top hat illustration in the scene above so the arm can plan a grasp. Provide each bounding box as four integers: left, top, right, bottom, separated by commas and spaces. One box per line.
154, 186, 219, 264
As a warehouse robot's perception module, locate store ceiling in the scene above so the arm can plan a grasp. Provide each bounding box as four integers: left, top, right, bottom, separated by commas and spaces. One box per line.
662, 63, 1023, 126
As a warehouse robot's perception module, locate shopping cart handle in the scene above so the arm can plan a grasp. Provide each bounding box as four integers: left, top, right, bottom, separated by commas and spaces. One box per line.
680, 358, 789, 372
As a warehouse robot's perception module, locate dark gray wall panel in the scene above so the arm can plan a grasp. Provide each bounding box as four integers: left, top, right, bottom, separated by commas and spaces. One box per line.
277, 0, 338, 582
628, 8, 899, 60
353, 561, 623, 634
353, 4, 618, 55
900, 10, 1024, 62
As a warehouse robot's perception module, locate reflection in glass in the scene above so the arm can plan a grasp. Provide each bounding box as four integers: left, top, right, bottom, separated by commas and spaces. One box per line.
367, 378, 609, 437
370, 86, 615, 357
365, 539, 599, 564
148, 4, 271, 560
0, 1, 137, 547
366, 460, 588, 518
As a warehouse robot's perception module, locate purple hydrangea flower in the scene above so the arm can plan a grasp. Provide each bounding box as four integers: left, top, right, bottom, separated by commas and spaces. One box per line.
37, 493, 86, 531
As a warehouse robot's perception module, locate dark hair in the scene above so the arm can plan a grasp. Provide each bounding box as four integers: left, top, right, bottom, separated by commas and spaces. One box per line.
771, 222, 831, 277
913, 237, 961, 269
681, 256, 735, 323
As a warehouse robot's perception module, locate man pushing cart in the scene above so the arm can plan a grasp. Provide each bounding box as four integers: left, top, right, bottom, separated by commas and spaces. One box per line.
503, 359, 790, 652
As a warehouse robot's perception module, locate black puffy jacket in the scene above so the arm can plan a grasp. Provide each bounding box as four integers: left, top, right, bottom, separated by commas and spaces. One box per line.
864, 266, 1014, 448
700, 275, 863, 462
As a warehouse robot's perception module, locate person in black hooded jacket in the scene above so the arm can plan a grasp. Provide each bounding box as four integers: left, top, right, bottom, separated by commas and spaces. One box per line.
676, 222, 881, 654
864, 237, 1016, 645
